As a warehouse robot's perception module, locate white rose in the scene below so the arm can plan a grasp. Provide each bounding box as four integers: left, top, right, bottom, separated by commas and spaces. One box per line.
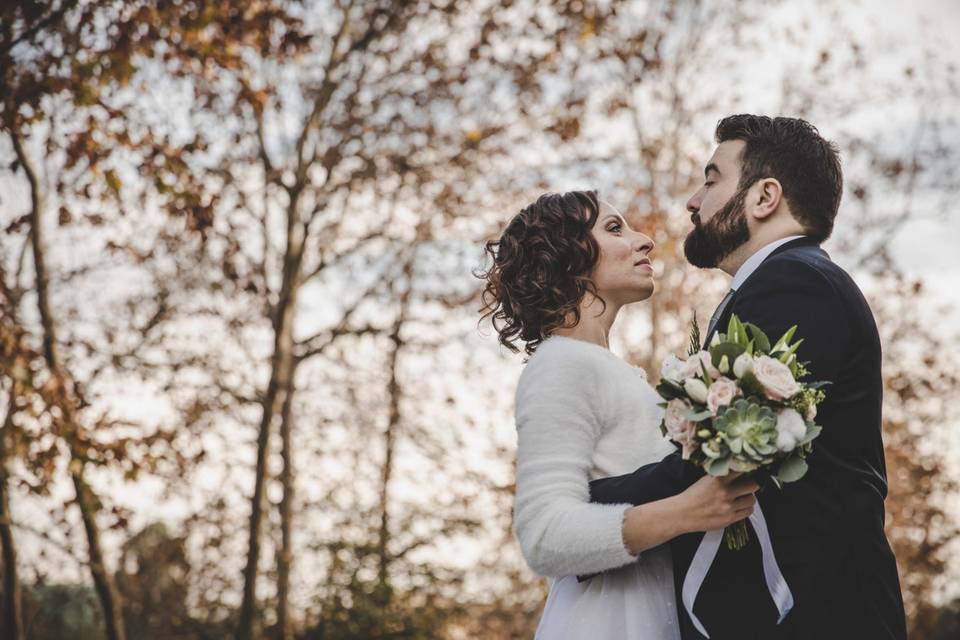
775, 408, 807, 452
678, 350, 721, 381
732, 352, 754, 379
660, 355, 686, 382
753, 355, 801, 400
684, 378, 709, 404
664, 399, 697, 460
706, 377, 739, 416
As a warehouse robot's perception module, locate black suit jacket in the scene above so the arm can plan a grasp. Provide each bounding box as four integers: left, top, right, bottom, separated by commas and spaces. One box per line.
588, 237, 906, 640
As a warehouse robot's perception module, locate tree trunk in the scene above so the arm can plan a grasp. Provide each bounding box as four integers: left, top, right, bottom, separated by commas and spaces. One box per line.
0, 397, 24, 640
276, 376, 295, 640
376, 255, 414, 594
377, 334, 399, 594
71, 468, 126, 640
237, 196, 305, 640
11, 126, 127, 640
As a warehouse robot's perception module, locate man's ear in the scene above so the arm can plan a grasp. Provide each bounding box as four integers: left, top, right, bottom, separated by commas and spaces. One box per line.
750, 178, 783, 221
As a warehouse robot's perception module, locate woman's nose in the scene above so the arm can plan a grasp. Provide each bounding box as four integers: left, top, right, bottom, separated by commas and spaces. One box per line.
634, 234, 654, 254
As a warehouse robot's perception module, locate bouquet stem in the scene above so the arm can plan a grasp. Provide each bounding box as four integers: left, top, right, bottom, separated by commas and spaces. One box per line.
724, 520, 750, 550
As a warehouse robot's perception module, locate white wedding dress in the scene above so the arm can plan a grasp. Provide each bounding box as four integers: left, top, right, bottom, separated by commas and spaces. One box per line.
513, 335, 681, 640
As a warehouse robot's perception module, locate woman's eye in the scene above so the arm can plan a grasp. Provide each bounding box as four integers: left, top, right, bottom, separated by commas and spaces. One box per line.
608, 224, 621, 233
705, 181, 715, 187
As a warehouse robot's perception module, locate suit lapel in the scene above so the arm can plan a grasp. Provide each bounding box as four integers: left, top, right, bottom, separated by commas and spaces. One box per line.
701, 237, 823, 348
703, 292, 737, 348
705, 289, 737, 341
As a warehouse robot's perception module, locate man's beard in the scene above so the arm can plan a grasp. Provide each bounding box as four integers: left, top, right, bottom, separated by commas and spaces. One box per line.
684, 187, 751, 268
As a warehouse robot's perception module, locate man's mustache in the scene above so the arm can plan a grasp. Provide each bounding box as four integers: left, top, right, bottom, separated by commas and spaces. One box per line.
690, 212, 702, 226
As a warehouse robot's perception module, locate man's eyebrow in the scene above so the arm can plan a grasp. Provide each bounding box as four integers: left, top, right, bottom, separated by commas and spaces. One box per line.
704, 163, 721, 178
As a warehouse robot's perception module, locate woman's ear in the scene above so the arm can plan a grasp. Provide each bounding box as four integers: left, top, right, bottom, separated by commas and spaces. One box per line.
749, 178, 783, 221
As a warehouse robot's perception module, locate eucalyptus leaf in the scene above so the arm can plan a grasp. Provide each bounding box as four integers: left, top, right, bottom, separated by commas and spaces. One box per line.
707, 457, 731, 476
682, 408, 713, 422
776, 456, 809, 483
798, 423, 822, 445
710, 342, 746, 368
744, 322, 771, 353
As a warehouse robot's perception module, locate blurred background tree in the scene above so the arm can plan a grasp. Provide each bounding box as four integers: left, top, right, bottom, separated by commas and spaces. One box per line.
1, 0, 958, 639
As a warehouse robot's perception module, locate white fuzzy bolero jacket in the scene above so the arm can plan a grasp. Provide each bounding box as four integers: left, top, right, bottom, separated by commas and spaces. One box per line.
512, 335, 676, 577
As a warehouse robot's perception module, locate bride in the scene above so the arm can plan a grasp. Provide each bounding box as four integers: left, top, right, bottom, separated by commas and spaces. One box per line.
478, 190, 758, 639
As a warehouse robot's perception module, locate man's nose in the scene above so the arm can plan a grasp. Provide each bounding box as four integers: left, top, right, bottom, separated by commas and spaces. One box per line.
686, 193, 700, 214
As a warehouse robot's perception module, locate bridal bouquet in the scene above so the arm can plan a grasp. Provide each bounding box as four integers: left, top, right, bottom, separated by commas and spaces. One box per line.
656, 314, 827, 550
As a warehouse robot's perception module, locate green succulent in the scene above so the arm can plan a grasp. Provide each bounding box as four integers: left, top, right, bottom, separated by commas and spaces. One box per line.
713, 399, 779, 468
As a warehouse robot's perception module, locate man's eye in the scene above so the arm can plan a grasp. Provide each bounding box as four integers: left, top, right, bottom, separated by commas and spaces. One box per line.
705, 181, 715, 187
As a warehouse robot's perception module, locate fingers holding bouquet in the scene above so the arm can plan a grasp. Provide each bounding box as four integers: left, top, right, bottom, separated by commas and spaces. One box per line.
681, 472, 761, 533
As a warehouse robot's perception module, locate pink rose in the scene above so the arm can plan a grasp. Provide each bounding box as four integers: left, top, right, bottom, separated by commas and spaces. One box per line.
678, 350, 720, 380
664, 399, 697, 459
706, 377, 739, 416
753, 355, 801, 400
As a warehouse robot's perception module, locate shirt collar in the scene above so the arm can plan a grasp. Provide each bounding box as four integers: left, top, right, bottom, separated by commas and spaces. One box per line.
730, 235, 807, 291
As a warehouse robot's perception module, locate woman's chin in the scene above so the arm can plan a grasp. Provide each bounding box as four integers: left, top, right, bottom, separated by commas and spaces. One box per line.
628, 282, 655, 303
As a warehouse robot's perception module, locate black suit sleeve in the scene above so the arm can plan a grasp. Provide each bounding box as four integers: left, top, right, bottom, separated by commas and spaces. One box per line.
729, 257, 851, 385
578, 449, 700, 582
588, 449, 699, 506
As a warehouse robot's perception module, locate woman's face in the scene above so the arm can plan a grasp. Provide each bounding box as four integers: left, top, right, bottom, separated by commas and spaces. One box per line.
588, 201, 656, 305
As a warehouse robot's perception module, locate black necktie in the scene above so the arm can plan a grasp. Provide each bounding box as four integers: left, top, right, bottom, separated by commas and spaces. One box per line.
707, 288, 736, 339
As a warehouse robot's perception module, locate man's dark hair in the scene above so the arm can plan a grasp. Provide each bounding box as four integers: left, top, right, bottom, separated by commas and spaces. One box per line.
715, 115, 843, 242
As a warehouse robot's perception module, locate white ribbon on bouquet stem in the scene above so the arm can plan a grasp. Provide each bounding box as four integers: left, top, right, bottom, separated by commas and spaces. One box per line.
680, 505, 794, 638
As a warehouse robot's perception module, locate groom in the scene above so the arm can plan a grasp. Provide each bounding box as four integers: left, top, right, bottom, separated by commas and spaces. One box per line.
586, 115, 906, 639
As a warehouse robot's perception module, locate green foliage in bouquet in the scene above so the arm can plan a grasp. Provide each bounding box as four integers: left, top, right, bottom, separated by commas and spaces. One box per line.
655, 312, 830, 550
688, 310, 702, 357
710, 314, 812, 381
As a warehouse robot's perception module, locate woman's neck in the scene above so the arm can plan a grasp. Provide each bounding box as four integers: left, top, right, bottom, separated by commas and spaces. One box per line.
551, 294, 621, 349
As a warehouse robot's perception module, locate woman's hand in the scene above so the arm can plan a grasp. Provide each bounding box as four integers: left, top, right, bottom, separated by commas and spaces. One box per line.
621, 472, 759, 555
677, 472, 759, 533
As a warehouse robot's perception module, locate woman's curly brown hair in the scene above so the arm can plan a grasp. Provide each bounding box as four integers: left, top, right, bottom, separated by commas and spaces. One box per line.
476, 190, 607, 357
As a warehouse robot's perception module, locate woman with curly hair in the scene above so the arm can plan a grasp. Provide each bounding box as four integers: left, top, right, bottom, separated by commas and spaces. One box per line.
478, 190, 758, 639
